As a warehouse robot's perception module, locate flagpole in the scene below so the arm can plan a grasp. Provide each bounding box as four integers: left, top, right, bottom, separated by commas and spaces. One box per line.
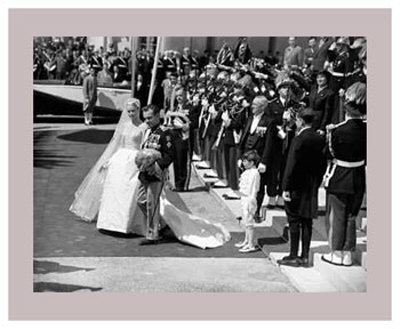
130, 37, 137, 98
147, 36, 162, 105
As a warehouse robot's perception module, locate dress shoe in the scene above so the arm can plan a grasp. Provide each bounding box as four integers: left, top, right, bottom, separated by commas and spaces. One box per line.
238, 245, 259, 253
281, 255, 298, 261
342, 251, 353, 266
254, 215, 263, 223
278, 255, 300, 267
298, 257, 310, 267
321, 251, 343, 266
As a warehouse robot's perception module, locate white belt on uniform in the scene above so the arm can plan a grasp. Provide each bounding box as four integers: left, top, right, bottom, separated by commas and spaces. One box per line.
335, 159, 365, 168
323, 159, 365, 188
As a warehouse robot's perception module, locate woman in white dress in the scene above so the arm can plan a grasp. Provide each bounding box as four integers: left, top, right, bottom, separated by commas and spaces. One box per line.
70, 98, 231, 249
96, 99, 147, 234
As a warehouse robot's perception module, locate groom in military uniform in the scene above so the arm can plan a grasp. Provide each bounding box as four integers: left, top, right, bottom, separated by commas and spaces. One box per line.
138, 104, 174, 245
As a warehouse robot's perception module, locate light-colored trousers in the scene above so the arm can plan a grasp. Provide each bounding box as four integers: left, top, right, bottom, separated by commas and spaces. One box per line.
137, 177, 165, 240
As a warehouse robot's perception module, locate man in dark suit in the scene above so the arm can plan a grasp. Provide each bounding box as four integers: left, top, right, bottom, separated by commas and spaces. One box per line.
221, 96, 248, 190
311, 37, 334, 74
239, 96, 271, 219
82, 67, 98, 125
278, 108, 326, 267
304, 37, 317, 68
322, 82, 366, 266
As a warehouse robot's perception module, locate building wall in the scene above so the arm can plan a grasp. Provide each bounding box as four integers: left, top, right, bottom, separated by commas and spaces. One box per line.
161, 36, 313, 57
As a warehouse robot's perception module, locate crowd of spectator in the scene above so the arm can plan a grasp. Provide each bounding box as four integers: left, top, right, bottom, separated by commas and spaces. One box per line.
145, 36, 366, 265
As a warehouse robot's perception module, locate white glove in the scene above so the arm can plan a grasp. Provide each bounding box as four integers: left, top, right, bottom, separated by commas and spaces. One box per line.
283, 110, 291, 121
258, 163, 266, 173
237, 159, 242, 168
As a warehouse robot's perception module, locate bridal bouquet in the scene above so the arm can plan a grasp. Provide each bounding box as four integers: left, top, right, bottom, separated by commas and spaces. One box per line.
135, 149, 162, 182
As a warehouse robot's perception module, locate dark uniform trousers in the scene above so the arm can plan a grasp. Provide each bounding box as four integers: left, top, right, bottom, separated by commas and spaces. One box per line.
223, 143, 240, 190
263, 123, 283, 199
222, 107, 246, 190
188, 104, 202, 161
209, 119, 226, 180
172, 130, 191, 190
171, 103, 199, 191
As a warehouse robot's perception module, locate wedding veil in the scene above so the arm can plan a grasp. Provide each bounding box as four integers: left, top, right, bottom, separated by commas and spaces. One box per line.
69, 98, 142, 222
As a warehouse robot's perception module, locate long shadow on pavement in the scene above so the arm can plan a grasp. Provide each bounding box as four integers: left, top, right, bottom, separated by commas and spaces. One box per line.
34, 131, 76, 169
34, 282, 102, 292
57, 129, 114, 144
34, 260, 95, 275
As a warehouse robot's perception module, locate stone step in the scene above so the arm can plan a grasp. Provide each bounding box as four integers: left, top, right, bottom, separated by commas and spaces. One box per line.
269, 252, 338, 292
361, 217, 367, 232
307, 236, 367, 266
361, 252, 367, 271
313, 252, 367, 292
269, 251, 367, 292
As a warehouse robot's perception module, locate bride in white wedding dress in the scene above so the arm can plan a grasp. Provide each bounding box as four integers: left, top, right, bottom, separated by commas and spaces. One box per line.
69, 98, 231, 249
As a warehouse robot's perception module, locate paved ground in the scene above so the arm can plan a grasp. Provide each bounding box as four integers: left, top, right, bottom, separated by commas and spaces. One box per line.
33, 122, 297, 292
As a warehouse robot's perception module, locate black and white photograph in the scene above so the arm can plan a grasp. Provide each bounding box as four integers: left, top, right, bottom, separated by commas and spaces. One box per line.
32, 35, 368, 293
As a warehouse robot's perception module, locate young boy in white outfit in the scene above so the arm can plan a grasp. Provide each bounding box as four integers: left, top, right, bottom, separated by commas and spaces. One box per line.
235, 150, 261, 253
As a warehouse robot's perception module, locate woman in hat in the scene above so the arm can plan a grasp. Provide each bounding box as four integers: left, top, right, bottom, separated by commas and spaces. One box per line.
307, 70, 335, 135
